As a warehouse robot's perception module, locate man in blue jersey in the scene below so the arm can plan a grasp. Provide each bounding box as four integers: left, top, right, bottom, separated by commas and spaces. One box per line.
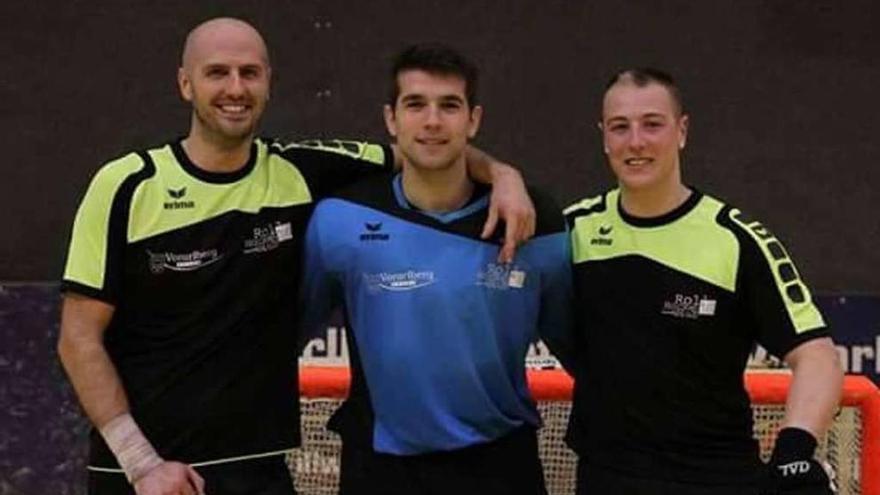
301, 44, 572, 494
57, 18, 537, 495
564, 68, 843, 495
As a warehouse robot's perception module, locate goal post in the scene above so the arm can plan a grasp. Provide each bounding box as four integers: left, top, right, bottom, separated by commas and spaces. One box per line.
295, 367, 880, 495
744, 371, 880, 495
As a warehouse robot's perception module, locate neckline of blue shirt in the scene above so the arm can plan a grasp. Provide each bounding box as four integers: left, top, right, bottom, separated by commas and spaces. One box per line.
392, 173, 490, 224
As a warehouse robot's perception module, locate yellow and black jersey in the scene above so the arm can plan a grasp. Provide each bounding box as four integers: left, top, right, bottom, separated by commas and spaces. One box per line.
563, 188, 828, 484
62, 138, 391, 471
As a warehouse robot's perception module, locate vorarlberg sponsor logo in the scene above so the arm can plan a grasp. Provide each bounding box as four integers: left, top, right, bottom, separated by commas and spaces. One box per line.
476, 262, 527, 290
661, 293, 717, 319
147, 249, 222, 274
244, 222, 293, 254
363, 270, 435, 292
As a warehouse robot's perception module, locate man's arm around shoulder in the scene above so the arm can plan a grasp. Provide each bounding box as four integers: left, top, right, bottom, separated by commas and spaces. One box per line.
390, 143, 536, 262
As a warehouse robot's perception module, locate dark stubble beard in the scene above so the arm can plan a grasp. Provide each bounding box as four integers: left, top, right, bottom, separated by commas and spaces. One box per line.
193, 104, 257, 149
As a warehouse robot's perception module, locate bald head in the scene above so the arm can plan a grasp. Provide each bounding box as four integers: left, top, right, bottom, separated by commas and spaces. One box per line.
177, 17, 272, 149
181, 17, 269, 72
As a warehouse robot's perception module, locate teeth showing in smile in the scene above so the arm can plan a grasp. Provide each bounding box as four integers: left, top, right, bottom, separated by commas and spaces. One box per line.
624, 157, 651, 166
220, 105, 247, 113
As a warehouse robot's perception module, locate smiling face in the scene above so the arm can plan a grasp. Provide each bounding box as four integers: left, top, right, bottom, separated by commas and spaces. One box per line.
600, 80, 688, 194
178, 19, 271, 148
384, 69, 482, 172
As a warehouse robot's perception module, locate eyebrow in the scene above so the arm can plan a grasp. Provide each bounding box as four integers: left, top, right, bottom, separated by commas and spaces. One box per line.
605, 112, 668, 123
400, 94, 466, 103
439, 95, 465, 103
202, 62, 264, 71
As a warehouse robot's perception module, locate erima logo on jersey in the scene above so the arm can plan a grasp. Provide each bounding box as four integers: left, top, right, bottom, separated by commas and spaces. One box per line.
244, 222, 293, 254
661, 294, 717, 319
363, 270, 435, 292
360, 222, 389, 241
477, 263, 527, 290
148, 249, 222, 274
164, 187, 195, 210
590, 225, 613, 246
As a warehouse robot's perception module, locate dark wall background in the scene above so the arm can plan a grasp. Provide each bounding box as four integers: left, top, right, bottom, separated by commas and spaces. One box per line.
1, 0, 878, 292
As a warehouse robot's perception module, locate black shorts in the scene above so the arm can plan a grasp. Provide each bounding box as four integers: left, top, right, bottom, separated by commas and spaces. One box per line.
339, 426, 547, 495
576, 459, 758, 495
87, 454, 295, 495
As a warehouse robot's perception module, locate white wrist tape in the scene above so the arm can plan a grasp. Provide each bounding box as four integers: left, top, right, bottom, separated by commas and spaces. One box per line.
100, 413, 164, 483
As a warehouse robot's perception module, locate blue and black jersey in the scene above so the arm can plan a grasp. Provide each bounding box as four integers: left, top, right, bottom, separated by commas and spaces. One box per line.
62, 138, 391, 470
302, 173, 572, 455
564, 188, 829, 484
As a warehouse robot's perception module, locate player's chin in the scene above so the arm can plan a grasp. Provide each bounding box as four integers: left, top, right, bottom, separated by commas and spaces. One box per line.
616, 170, 659, 190
411, 155, 457, 172
217, 122, 257, 141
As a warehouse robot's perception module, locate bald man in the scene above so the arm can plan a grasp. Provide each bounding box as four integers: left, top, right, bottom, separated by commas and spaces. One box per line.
58, 17, 534, 495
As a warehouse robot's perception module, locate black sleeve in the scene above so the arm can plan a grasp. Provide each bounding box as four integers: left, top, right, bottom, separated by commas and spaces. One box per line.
528, 187, 568, 236
724, 207, 830, 358
274, 139, 394, 201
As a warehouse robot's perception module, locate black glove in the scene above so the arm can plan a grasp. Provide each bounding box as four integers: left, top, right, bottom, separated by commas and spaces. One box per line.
761, 427, 835, 495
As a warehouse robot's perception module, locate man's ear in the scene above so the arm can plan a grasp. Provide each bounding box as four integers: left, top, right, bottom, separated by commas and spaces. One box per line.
178, 67, 193, 102
383, 104, 398, 138
678, 114, 689, 149
598, 121, 609, 154
467, 105, 483, 139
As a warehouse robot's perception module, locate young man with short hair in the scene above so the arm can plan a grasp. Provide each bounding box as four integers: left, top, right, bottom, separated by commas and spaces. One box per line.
564, 68, 843, 495
301, 44, 572, 495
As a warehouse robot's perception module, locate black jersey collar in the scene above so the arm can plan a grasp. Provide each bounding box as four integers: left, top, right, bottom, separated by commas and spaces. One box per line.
617, 187, 704, 228
171, 139, 258, 184
392, 173, 490, 224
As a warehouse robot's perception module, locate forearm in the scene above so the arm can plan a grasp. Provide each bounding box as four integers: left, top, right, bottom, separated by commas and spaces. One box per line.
59, 334, 130, 427
69, 363, 179, 486
464, 145, 518, 185
59, 296, 172, 484
781, 338, 844, 438
58, 296, 128, 428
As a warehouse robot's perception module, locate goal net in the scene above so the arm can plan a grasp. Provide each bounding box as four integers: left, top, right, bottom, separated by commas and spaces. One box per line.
290, 368, 880, 495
